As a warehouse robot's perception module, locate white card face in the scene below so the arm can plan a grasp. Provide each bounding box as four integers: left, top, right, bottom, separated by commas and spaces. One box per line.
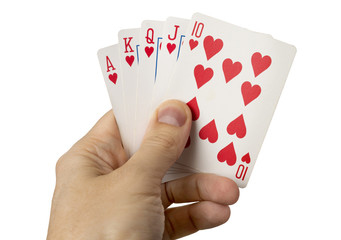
97, 45, 130, 155
133, 20, 164, 153
162, 172, 193, 183
152, 17, 190, 109
168, 160, 201, 173
118, 28, 140, 157
163, 13, 296, 187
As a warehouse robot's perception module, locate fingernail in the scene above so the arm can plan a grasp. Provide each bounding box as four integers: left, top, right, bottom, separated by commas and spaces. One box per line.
158, 104, 187, 127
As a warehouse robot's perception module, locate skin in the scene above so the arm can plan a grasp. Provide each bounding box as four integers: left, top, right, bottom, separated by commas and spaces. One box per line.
47, 100, 239, 240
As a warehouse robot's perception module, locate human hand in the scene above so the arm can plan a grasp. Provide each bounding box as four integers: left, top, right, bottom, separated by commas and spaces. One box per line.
47, 100, 239, 240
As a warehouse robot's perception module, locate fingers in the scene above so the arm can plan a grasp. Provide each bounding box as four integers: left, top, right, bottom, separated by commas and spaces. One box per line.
84, 110, 122, 143
57, 110, 127, 181
76, 109, 127, 167
163, 201, 230, 240
161, 173, 239, 208
127, 100, 192, 180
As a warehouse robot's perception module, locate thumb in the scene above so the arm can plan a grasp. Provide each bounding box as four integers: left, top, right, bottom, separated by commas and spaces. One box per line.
128, 100, 192, 180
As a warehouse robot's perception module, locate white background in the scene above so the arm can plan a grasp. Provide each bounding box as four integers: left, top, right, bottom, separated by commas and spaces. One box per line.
0, 0, 340, 239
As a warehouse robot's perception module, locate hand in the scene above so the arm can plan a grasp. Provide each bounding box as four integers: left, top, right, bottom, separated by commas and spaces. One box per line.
47, 100, 239, 240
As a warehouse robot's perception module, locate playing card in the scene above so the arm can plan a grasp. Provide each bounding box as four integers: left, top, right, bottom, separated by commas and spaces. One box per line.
146, 17, 203, 174
152, 17, 190, 109
97, 45, 130, 154
162, 172, 193, 183
131, 19, 195, 175
118, 28, 140, 157
161, 13, 296, 187
133, 20, 164, 153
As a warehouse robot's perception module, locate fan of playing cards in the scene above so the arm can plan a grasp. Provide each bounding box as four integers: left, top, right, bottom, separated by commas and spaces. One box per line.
97, 13, 296, 188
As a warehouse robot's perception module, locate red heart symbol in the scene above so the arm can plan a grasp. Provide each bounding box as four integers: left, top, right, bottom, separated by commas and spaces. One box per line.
222, 58, 242, 83
199, 119, 218, 143
189, 39, 198, 50
217, 142, 237, 166
108, 73, 117, 84
125, 55, 134, 67
194, 64, 214, 89
227, 114, 247, 139
186, 97, 200, 121
145, 46, 154, 58
204, 35, 223, 61
241, 153, 251, 164
241, 81, 261, 106
167, 43, 176, 54
251, 52, 272, 77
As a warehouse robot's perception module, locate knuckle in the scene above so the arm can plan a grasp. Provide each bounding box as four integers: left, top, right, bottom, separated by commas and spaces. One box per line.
145, 130, 179, 155
55, 153, 70, 177
55, 156, 65, 176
